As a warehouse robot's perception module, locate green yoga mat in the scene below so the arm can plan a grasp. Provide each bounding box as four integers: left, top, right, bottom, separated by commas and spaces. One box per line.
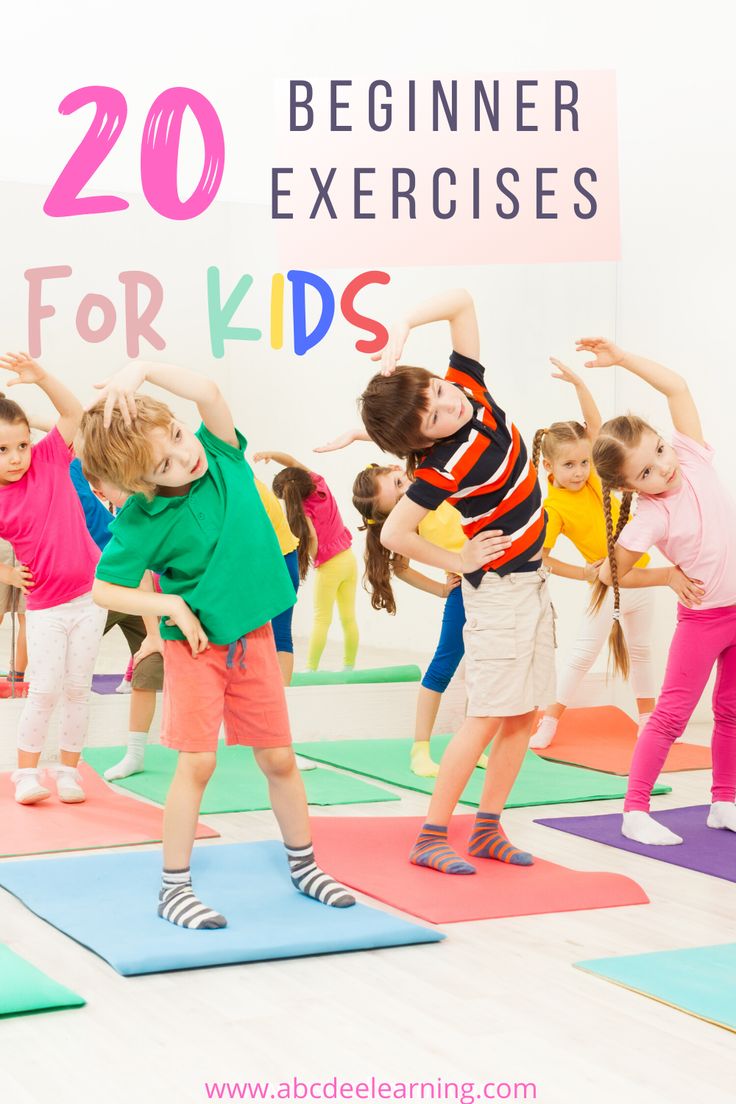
290, 665, 421, 687
0, 945, 85, 1018
83, 743, 398, 814
291, 736, 671, 808
576, 943, 736, 1033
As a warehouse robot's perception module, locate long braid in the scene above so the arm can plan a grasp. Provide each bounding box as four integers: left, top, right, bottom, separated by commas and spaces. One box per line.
613, 490, 633, 542
531, 428, 548, 472
592, 484, 630, 679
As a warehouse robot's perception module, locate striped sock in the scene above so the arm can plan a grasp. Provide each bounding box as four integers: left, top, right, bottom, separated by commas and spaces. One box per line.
285, 844, 356, 907
409, 823, 476, 875
467, 812, 534, 866
158, 868, 227, 929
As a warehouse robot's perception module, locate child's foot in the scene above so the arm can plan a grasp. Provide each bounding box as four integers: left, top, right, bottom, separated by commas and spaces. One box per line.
707, 802, 736, 832
467, 811, 533, 865
410, 741, 439, 778
530, 715, 558, 749
12, 769, 51, 805
115, 678, 132, 695
294, 755, 317, 772
409, 823, 476, 874
285, 844, 356, 906
158, 869, 227, 929
104, 735, 147, 781
54, 767, 86, 803
622, 810, 682, 845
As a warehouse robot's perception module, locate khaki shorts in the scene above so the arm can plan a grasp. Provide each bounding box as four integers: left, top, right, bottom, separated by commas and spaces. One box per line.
462, 567, 557, 717
0, 539, 26, 616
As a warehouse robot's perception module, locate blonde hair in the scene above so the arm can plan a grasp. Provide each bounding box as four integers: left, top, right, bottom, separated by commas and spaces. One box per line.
80, 396, 174, 499
590, 414, 654, 679
531, 421, 588, 472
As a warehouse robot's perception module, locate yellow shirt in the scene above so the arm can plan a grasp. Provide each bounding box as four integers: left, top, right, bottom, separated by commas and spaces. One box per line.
543, 470, 650, 569
418, 501, 466, 554
254, 478, 299, 556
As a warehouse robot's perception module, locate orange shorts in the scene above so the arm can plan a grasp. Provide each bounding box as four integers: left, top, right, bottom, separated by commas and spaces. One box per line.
160, 623, 292, 754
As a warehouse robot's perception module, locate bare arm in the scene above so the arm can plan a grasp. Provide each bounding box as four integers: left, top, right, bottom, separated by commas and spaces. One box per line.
599, 547, 705, 607
549, 358, 602, 440
381, 495, 511, 575
373, 288, 480, 375
394, 563, 456, 598
542, 548, 601, 583
92, 579, 208, 656
305, 516, 318, 560
0, 353, 82, 446
252, 450, 307, 470
314, 428, 372, 454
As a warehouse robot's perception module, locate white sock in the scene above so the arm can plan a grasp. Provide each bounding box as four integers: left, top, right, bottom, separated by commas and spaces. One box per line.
636, 712, 653, 738
529, 715, 558, 749
707, 802, 736, 831
104, 732, 147, 781
622, 810, 683, 845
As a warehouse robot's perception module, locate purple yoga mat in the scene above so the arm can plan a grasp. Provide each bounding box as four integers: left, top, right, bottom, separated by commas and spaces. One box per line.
535, 806, 736, 883
91, 674, 125, 695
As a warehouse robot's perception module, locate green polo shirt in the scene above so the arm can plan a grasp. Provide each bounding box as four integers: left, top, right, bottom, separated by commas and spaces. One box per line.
96, 424, 296, 644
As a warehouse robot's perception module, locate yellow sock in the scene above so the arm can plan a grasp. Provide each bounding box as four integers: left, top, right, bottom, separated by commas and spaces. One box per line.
410, 741, 440, 778
476, 752, 489, 769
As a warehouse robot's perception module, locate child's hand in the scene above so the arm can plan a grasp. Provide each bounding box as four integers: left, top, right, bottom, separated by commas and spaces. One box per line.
165, 597, 209, 657
93, 362, 147, 428
584, 559, 604, 584
370, 320, 410, 376
133, 633, 163, 668
575, 338, 626, 368
8, 564, 34, 594
441, 575, 462, 597
252, 452, 275, 464
460, 529, 513, 572
550, 357, 583, 387
313, 430, 361, 453
667, 566, 705, 608
0, 352, 47, 387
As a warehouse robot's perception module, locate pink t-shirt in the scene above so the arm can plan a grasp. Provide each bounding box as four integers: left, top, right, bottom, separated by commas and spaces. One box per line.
618, 431, 736, 609
303, 472, 352, 568
0, 428, 100, 611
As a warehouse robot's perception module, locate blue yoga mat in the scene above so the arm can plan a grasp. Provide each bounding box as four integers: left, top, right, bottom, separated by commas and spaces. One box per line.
576, 943, 736, 1033
0, 842, 444, 976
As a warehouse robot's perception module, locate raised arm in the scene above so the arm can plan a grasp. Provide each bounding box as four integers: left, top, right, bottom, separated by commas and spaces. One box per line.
577, 338, 703, 444
0, 353, 82, 446
373, 288, 480, 375
549, 357, 601, 440
252, 450, 308, 470
313, 427, 372, 454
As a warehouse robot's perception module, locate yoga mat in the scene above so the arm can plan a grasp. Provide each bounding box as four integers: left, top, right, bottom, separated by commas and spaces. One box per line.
534, 706, 712, 775
535, 806, 736, 882
0, 763, 218, 858
91, 673, 125, 694
309, 814, 648, 924
0, 842, 444, 975
576, 943, 736, 1034
83, 743, 398, 813
0, 945, 85, 1018
290, 665, 421, 687
292, 736, 671, 808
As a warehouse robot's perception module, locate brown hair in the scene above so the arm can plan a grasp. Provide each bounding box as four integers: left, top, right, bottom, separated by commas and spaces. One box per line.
359, 367, 436, 477
589, 414, 654, 679
0, 392, 30, 430
351, 464, 407, 614
531, 421, 589, 472
79, 396, 174, 499
272, 467, 317, 580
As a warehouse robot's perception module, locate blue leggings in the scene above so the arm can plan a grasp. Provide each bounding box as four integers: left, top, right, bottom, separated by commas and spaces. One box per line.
272, 549, 300, 654
421, 584, 466, 694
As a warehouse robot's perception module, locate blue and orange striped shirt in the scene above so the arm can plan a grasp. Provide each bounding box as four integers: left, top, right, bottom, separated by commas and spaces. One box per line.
406, 351, 546, 587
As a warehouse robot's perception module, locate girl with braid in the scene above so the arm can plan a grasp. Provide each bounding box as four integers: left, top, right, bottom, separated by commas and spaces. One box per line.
582, 337, 736, 846
529, 359, 657, 750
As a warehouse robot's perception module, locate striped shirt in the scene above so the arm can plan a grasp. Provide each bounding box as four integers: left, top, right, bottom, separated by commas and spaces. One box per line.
406, 351, 546, 587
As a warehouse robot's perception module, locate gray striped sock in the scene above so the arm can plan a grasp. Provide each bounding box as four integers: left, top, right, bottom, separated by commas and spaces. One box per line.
158, 868, 227, 929
285, 844, 356, 908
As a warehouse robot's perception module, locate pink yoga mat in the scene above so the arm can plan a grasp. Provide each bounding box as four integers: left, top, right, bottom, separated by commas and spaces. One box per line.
309, 814, 648, 924
0, 763, 218, 857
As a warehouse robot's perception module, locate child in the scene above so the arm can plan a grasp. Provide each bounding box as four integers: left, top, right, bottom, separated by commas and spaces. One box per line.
254, 451, 359, 672
353, 462, 511, 776
359, 288, 554, 874
0, 355, 106, 804
81, 361, 355, 928
529, 359, 657, 749
581, 337, 735, 845
253, 476, 300, 686
0, 535, 27, 685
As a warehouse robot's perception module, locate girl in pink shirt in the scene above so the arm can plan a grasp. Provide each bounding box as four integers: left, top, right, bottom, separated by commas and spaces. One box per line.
254, 450, 358, 672
582, 338, 736, 846
0, 353, 106, 805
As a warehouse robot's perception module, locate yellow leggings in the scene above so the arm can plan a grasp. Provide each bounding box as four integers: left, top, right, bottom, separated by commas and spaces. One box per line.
307, 549, 359, 671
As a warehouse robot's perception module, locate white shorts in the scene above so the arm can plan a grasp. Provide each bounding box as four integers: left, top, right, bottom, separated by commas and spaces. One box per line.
462, 567, 556, 717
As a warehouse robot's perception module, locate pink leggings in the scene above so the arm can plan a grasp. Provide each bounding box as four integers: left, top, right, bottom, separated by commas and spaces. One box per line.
625, 604, 736, 811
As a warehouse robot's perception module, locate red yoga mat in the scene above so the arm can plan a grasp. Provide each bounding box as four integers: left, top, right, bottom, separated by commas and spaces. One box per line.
0, 763, 218, 857
309, 814, 648, 924
534, 706, 712, 775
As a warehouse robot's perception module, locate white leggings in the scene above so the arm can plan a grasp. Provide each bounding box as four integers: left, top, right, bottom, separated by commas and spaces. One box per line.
556, 586, 656, 706
17, 592, 107, 755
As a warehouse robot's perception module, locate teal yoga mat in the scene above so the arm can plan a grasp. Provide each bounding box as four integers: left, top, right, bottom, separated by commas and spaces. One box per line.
290, 665, 421, 687
0, 945, 85, 1018
291, 736, 672, 808
576, 943, 736, 1033
83, 742, 398, 813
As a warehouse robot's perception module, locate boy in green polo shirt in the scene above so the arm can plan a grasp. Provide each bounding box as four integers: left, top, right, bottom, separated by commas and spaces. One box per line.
81, 361, 354, 929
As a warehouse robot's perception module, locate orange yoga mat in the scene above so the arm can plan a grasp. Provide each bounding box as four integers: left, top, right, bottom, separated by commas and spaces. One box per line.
533, 706, 712, 775
309, 814, 648, 924
0, 763, 218, 857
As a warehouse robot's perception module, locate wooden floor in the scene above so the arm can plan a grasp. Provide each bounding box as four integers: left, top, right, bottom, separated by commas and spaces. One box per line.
0, 624, 734, 1104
